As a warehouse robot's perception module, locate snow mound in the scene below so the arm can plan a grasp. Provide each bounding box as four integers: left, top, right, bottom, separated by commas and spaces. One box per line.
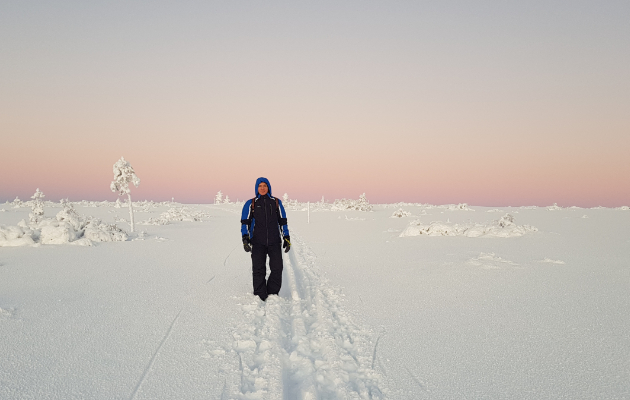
140, 207, 210, 225
400, 214, 537, 238
468, 253, 519, 269
547, 203, 563, 211
617, 206, 630, 210
391, 209, 411, 218
0, 224, 36, 247
538, 258, 566, 265
446, 203, 474, 211
0, 205, 127, 247
0, 307, 14, 320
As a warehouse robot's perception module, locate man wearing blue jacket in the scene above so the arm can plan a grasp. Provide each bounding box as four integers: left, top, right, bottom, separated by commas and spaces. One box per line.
240, 177, 291, 301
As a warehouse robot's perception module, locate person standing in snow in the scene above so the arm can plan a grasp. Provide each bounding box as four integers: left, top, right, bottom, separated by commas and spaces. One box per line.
240, 177, 291, 301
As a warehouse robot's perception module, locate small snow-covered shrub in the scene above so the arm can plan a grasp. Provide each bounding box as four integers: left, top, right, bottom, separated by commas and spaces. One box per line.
447, 203, 474, 211
391, 209, 411, 218
215, 191, 223, 204
29, 189, 45, 223
617, 206, 629, 210
12, 197, 23, 208
0, 201, 128, 247
141, 207, 210, 225
400, 214, 537, 238
223, 195, 231, 204
331, 193, 373, 212
497, 213, 514, 228
0, 225, 36, 247
547, 203, 562, 211
83, 219, 128, 242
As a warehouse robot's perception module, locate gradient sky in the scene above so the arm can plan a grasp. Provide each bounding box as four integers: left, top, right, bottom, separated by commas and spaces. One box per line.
1, 1, 629, 206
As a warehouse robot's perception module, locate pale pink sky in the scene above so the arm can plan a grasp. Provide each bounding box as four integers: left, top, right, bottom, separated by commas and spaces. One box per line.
1, 2, 629, 206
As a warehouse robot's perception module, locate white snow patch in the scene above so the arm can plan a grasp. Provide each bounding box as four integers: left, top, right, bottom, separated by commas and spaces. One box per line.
538, 258, 566, 265
0, 307, 14, 320
468, 253, 519, 269
617, 206, 630, 210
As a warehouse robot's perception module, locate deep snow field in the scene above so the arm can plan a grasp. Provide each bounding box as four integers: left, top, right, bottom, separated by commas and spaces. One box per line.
1, 200, 629, 399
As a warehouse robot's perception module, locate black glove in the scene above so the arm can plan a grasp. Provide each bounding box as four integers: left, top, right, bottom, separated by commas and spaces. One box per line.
283, 236, 291, 253
242, 235, 251, 252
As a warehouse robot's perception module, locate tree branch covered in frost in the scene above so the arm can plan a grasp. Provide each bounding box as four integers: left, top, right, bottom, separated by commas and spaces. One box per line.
400, 214, 537, 238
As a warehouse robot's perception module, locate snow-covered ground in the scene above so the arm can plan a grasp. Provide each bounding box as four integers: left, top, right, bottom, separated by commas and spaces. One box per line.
1, 201, 629, 399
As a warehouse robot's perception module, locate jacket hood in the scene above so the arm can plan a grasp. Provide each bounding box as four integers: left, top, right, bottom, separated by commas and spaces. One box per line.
255, 177, 272, 197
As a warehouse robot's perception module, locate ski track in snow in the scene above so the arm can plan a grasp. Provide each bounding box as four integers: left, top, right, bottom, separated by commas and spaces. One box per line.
129, 309, 182, 400
212, 235, 387, 399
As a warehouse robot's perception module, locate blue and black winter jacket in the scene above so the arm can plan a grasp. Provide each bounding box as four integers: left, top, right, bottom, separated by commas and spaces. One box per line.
241, 177, 290, 245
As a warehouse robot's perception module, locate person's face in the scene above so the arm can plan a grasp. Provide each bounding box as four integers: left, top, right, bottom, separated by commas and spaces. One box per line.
258, 182, 268, 196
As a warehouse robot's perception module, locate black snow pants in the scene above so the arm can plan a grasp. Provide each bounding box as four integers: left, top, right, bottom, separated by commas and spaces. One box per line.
251, 243, 283, 301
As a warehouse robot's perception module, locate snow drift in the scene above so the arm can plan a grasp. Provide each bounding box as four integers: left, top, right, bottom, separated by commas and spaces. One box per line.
400, 214, 538, 238
0, 205, 127, 247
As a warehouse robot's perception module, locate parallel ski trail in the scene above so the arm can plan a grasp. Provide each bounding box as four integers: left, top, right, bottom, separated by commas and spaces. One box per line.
227, 235, 387, 399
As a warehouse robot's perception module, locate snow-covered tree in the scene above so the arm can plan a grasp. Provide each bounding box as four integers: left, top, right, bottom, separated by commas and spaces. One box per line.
215, 191, 223, 204
223, 195, 230, 204
283, 193, 289, 203
29, 188, 45, 224
110, 157, 140, 232
356, 193, 372, 211
12, 197, 23, 208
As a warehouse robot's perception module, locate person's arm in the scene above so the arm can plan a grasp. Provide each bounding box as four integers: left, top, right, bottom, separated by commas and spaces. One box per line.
241, 199, 253, 252
278, 200, 290, 252
277, 199, 289, 238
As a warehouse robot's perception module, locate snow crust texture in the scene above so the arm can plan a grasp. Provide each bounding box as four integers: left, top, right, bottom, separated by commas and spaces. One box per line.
400, 214, 537, 238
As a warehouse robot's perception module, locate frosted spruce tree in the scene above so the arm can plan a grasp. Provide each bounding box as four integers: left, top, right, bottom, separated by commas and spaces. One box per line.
29, 188, 45, 224
223, 195, 230, 204
283, 193, 289, 203
215, 191, 223, 204
110, 157, 140, 232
